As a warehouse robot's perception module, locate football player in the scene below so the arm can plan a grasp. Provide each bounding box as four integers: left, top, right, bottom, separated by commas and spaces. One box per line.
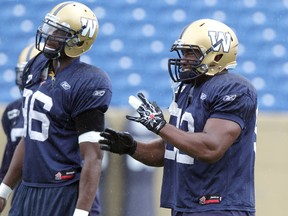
0, 43, 40, 184
99, 19, 257, 216
0, 2, 112, 216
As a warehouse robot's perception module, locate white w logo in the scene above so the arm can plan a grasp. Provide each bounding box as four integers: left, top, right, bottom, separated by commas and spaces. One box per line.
208, 31, 232, 53
81, 18, 97, 38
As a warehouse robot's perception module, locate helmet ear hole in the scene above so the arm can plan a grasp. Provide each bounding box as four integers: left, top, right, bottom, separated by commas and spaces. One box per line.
214, 54, 223, 62
66, 37, 80, 47
77, 41, 84, 46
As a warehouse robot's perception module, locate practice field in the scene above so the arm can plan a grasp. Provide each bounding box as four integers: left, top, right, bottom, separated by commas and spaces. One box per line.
0, 107, 287, 216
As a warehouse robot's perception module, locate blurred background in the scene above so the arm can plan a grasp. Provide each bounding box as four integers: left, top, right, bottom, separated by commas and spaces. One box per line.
0, 0, 287, 215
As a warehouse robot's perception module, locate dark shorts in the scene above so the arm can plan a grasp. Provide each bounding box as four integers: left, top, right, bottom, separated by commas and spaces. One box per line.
9, 182, 78, 216
171, 210, 256, 216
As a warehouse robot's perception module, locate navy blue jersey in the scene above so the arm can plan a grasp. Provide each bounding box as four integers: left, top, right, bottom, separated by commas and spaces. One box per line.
21, 54, 112, 187
0, 98, 24, 182
161, 73, 257, 212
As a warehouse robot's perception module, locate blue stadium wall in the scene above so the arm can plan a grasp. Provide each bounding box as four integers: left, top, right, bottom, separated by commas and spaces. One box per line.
0, 0, 288, 111
0, 1, 288, 216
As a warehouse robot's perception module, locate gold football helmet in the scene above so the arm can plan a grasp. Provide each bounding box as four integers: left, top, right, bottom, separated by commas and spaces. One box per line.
168, 19, 238, 82
36, 1, 99, 59
16, 43, 41, 90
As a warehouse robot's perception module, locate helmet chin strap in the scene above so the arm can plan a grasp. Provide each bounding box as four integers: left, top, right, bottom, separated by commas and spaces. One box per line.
43, 47, 61, 59
179, 64, 208, 83
43, 40, 67, 59
179, 72, 204, 84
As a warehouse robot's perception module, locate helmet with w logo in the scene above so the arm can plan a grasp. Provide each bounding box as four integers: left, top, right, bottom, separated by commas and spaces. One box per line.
168, 19, 238, 83
36, 1, 99, 59
16, 43, 41, 91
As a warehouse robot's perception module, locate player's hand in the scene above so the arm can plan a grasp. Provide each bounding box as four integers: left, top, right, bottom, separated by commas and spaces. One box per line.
0, 197, 7, 214
99, 128, 137, 155
126, 92, 166, 134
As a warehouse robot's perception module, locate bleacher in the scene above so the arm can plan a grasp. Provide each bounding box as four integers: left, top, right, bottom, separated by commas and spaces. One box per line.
0, 0, 287, 111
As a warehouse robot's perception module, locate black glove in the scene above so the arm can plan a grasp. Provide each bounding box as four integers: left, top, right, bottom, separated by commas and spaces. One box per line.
99, 128, 137, 155
126, 92, 166, 134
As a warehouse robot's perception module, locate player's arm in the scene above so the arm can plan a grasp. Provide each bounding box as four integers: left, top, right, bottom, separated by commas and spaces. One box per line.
73, 109, 104, 215
1, 107, 10, 137
0, 137, 24, 213
126, 92, 241, 164
0, 109, 11, 182
99, 128, 165, 167
159, 118, 241, 163
132, 138, 165, 167
77, 141, 103, 213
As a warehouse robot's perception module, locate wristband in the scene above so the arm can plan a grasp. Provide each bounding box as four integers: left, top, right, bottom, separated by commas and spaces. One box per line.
78, 131, 101, 143
73, 208, 89, 216
0, 183, 12, 200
